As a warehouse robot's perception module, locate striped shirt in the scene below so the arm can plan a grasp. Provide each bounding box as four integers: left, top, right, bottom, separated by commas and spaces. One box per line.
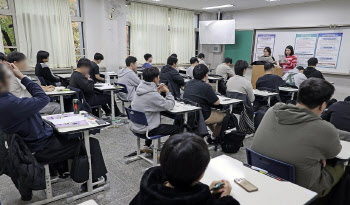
280, 55, 297, 71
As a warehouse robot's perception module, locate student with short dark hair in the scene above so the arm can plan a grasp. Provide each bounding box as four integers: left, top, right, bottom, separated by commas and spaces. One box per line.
256, 62, 286, 90
279, 45, 297, 72
226, 60, 254, 102
131, 67, 179, 152
252, 78, 343, 196
282, 66, 307, 87
198, 53, 206, 65
160, 56, 185, 98
186, 57, 199, 79
70, 58, 124, 117
0, 52, 6, 62
170, 53, 177, 58
117, 56, 140, 101
304, 57, 325, 79
216, 57, 234, 80
131, 133, 240, 205
142, 53, 153, 69
35, 50, 61, 86
262, 47, 276, 64
322, 96, 350, 133
184, 64, 224, 139
89, 53, 105, 83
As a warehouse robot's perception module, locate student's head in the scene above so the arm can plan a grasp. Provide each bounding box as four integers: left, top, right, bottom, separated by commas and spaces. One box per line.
264, 47, 272, 57
144, 53, 153, 63
285, 45, 294, 57
94, 53, 104, 64
0, 63, 10, 92
297, 66, 305, 74
171, 53, 177, 58
7, 52, 27, 71
36, 50, 50, 64
193, 64, 209, 81
76, 58, 92, 75
190, 57, 199, 66
344, 96, 350, 102
143, 67, 160, 85
264, 62, 275, 73
234, 60, 249, 76
297, 78, 335, 116
308, 57, 318, 67
126, 56, 137, 71
160, 133, 210, 189
198, 53, 205, 60
0, 52, 6, 63
167, 56, 178, 68
224, 57, 233, 65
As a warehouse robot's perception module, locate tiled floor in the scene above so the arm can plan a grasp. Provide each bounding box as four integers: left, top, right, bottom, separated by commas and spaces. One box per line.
0, 120, 253, 205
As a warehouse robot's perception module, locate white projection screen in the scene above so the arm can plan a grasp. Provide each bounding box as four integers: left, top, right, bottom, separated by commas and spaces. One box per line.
199, 19, 236, 45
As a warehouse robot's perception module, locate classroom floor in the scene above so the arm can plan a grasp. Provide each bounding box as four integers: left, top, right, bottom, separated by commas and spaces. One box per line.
0, 116, 253, 205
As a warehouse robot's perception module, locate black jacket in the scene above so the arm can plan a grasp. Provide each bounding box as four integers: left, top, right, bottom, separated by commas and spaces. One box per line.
322, 101, 350, 133
130, 167, 240, 205
35, 63, 61, 86
160, 65, 185, 99
304, 67, 325, 79
0, 133, 45, 197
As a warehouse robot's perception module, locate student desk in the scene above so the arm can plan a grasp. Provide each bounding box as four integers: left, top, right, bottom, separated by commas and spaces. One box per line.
137, 71, 143, 79
94, 83, 122, 123
42, 112, 110, 204
279, 87, 298, 99
201, 155, 318, 205
45, 90, 76, 113
78, 200, 98, 205
56, 73, 72, 80
166, 101, 201, 130
208, 76, 223, 92
100, 72, 118, 83
218, 96, 242, 112
253, 89, 279, 106
178, 67, 187, 74
337, 140, 350, 160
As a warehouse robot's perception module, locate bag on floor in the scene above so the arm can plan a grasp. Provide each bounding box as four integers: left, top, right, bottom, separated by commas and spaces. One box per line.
254, 105, 270, 130
70, 140, 89, 183
326, 165, 350, 205
219, 113, 246, 153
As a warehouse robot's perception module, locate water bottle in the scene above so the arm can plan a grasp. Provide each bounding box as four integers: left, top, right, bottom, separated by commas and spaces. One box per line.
105, 72, 111, 85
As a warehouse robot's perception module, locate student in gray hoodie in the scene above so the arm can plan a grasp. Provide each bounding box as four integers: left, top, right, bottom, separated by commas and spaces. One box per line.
252, 78, 343, 197
131, 67, 180, 152
117, 56, 141, 102
282, 66, 307, 87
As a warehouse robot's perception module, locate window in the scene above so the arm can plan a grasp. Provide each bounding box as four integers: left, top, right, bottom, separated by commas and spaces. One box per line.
70, 0, 85, 61
69, 0, 81, 17
126, 25, 130, 56
0, 0, 8, 10
0, 0, 18, 54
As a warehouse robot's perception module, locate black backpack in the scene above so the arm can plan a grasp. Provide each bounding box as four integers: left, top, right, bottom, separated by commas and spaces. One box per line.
254, 105, 270, 130
219, 113, 246, 153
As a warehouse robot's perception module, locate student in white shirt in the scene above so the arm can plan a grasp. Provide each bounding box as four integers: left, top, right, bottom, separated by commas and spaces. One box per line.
198, 53, 206, 65
216, 57, 234, 80
186, 57, 199, 79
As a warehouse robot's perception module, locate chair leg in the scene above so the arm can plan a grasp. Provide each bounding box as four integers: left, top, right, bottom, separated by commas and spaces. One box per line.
98, 107, 102, 118
137, 137, 141, 156
153, 139, 158, 166
45, 164, 53, 199
122, 102, 125, 114
157, 138, 161, 151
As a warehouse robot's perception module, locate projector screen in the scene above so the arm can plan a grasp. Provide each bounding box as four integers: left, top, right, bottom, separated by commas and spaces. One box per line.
199, 20, 235, 45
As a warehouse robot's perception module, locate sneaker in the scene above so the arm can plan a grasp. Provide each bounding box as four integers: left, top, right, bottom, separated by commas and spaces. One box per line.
141, 145, 153, 153
206, 136, 216, 145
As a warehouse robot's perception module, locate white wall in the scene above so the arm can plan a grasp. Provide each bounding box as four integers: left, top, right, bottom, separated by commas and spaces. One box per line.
83, 0, 127, 72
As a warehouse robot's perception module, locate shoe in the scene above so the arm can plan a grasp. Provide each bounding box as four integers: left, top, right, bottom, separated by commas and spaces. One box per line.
116, 113, 127, 118
21, 194, 32, 201
141, 145, 153, 154
81, 175, 107, 192
206, 136, 216, 145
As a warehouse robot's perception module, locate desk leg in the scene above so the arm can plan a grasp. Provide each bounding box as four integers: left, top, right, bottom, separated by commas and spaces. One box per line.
184, 113, 188, 132
268, 97, 271, 107
291, 92, 295, 100
215, 81, 219, 93
59, 96, 64, 113
84, 130, 93, 192
111, 90, 115, 122
229, 104, 233, 113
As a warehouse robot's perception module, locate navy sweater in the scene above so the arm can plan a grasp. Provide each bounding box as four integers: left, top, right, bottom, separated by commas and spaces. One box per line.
0, 77, 53, 152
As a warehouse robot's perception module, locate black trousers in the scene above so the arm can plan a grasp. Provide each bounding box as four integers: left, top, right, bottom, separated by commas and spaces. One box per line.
88, 94, 121, 116
145, 124, 180, 146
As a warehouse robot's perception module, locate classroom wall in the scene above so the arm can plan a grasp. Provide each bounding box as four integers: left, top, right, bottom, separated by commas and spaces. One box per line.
83, 0, 127, 72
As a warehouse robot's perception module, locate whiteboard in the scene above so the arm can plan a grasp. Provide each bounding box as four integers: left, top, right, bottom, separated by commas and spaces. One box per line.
199, 20, 235, 45
254, 27, 350, 75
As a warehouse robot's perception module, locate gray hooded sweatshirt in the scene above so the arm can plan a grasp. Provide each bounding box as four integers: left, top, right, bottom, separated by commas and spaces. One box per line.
131, 81, 175, 134
252, 103, 341, 194
282, 67, 307, 87
117, 67, 141, 101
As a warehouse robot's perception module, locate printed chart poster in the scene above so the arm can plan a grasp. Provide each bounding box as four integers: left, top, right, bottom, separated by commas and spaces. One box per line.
294, 34, 318, 67
315, 33, 343, 69
255, 34, 276, 61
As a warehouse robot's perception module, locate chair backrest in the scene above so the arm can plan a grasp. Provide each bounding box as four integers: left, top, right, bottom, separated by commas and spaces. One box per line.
115, 83, 128, 94
246, 148, 296, 183
38, 76, 47, 86
125, 107, 148, 126
67, 86, 92, 112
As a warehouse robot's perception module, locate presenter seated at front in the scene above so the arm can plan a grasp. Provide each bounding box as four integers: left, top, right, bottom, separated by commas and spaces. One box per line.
130, 133, 240, 205
279, 45, 297, 72
261, 47, 277, 64
0, 63, 107, 201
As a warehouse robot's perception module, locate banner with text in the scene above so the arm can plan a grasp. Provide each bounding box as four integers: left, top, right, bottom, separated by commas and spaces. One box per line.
294, 34, 318, 67
254, 34, 276, 61
315, 33, 343, 69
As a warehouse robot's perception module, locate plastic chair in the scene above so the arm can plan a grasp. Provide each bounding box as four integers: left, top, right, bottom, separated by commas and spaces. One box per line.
115, 83, 129, 114
38, 76, 47, 86
67, 86, 102, 117
124, 107, 165, 166
246, 148, 296, 183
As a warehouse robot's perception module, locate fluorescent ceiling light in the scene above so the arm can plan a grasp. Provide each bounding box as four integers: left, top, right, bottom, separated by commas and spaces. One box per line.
202, 4, 235, 10
152, 0, 162, 2
266, 0, 280, 1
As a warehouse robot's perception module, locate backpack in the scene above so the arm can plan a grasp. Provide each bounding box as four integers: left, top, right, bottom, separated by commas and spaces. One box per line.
254, 105, 270, 130
219, 113, 246, 153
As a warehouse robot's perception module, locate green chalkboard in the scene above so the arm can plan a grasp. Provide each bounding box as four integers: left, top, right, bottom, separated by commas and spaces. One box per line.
224, 30, 254, 64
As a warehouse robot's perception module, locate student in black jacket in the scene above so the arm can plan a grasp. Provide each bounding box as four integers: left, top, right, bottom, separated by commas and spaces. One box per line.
256, 62, 285, 91
322, 96, 350, 133
304, 57, 325, 79
130, 133, 240, 205
160, 56, 185, 98
35, 50, 61, 86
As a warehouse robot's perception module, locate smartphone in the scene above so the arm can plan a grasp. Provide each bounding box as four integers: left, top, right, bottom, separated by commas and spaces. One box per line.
234, 178, 258, 192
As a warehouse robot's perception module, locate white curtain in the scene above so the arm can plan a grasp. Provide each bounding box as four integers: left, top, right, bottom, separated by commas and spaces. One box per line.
15, 0, 76, 68
130, 3, 169, 65
170, 9, 195, 64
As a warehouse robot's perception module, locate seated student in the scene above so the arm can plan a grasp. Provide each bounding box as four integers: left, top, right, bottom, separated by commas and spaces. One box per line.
252, 78, 343, 196
198, 53, 206, 65
130, 133, 240, 205
35, 50, 61, 86
304, 57, 325, 79
216, 57, 234, 80
131, 67, 180, 152
70, 58, 124, 117
160, 56, 185, 99
322, 96, 350, 133
186, 57, 199, 79
117, 56, 140, 101
256, 62, 285, 91
142, 53, 153, 69
184, 64, 224, 139
170, 53, 177, 58
7, 52, 60, 115
282, 66, 307, 88
90, 53, 105, 83
226, 60, 255, 102
0, 63, 107, 200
